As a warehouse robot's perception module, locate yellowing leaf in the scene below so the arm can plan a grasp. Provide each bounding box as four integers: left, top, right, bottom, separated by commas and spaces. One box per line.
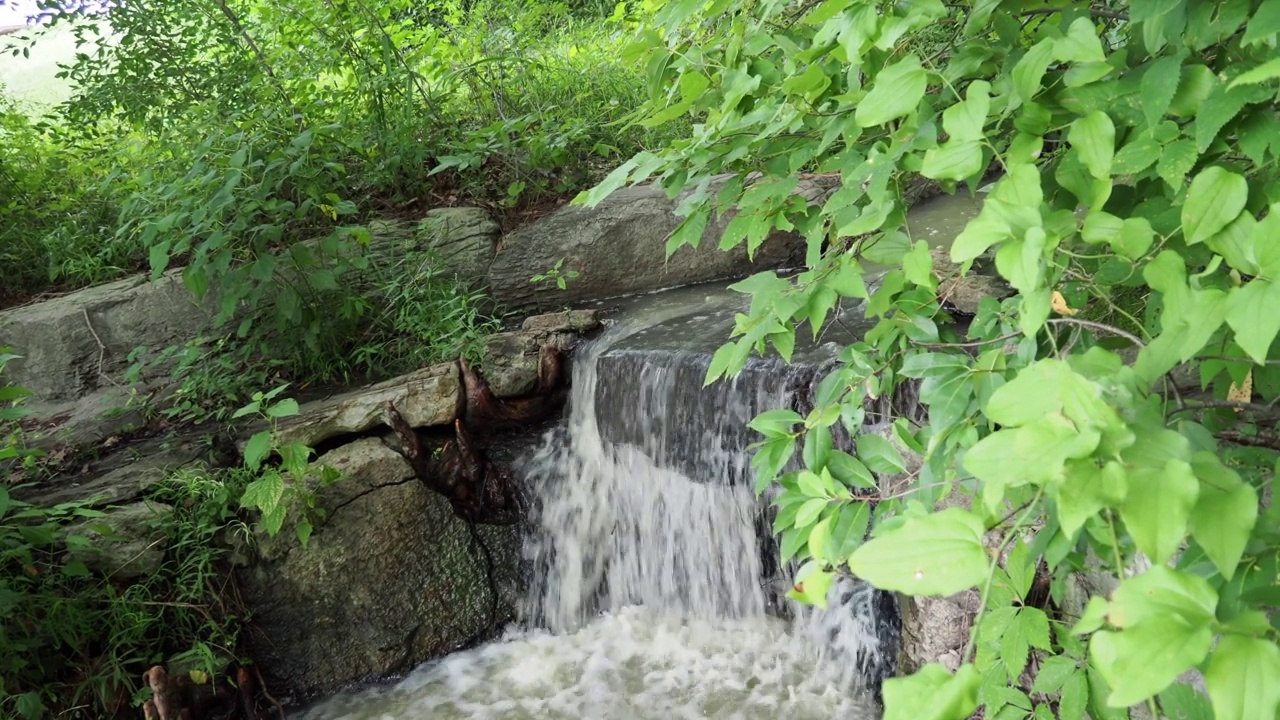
1226, 369, 1253, 404
1051, 290, 1079, 316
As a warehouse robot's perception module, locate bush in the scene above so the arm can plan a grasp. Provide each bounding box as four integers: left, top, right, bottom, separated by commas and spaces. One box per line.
604, 1, 1280, 719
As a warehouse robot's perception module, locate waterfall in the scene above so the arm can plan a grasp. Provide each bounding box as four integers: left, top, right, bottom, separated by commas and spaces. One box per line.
299, 284, 893, 720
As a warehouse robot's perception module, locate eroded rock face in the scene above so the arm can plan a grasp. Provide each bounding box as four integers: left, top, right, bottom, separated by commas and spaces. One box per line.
237, 439, 521, 698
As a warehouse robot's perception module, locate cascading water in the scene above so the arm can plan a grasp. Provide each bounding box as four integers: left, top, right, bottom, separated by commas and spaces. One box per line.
299, 284, 894, 719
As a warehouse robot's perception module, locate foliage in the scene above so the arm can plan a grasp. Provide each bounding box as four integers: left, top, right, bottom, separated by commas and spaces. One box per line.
605, 1, 1280, 718
232, 384, 340, 544
0, 350, 331, 717
531, 257, 582, 290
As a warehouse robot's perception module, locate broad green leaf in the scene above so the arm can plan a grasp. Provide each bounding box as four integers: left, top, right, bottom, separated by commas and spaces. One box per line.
1052, 460, 1128, 537
1188, 452, 1257, 580
828, 450, 876, 489
921, 141, 984, 181
1091, 619, 1213, 707
855, 55, 927, 127
1119, 459, 1198, 566
1059, 671, 1088, 720
950, 213, 1009, 264
808, 514, 834, 561
1107, 566, 1218, 629
1204, 635, 1280, 720
749, 408, 803, 437
1225, 279, 1280, 363
942, 80, 991, 141
666, 206, 710, 256
795, 497, 828, 528
848, 508, 989, 596
1054, 17, 1106, 63
856, 433, 906, 475
243, 430, 273, 473
1181, 167, 1248, 244
265, 398, 300, 419
1011, 39, 1055, 108
1032, 656, 1081, 694
1067, 111, 1115, 179
882, 664, 980, 720
1157, 684, 1213, 720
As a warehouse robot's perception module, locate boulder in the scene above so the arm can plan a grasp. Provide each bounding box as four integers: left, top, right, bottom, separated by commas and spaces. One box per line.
487, 181, 807, 310
236, 439, 521, 698
412, 207, 500, 285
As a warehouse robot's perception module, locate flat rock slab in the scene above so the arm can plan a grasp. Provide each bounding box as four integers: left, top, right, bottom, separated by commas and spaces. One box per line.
272, 363, 461, 449
238, 439, 521, 697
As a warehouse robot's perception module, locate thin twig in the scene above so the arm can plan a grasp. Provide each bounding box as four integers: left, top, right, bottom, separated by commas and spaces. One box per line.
915, 331, 1021, 350
253, 663, 287, 720
82, 308, 122, 387
1045, 318, 1145, 348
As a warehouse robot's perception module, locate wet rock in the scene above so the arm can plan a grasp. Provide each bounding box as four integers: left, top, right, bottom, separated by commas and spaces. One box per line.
520, 309, 602, 334
237, 439, 520, 698
65, 500, 173, 580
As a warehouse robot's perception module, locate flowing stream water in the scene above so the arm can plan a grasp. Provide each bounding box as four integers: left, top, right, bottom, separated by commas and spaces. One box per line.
299, 194, 983, 720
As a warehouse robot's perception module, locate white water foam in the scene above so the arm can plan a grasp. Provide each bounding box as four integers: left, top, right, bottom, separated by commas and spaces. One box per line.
299, 301, 885, 720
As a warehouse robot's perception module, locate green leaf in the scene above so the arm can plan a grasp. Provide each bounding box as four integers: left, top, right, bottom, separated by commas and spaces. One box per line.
1067, 111, 1115, 179
1052, 460, 1127, 537
265, 398, 300, 419
848, 508, 989, 596
1241, 0, 1280, 47
1204, 635, 1280, 720
1194, 83, 1250, 151
828, 501, 871, 559
296, 518, 314, 547
921, 141, 984, 181
1156, 138, 1198, 190
1182, 167, 1248, 244
789, 560, 836, 607
1188, 452, 1257, 580
243, 430, 273, 473
1012, 39, 1055, 107
855, 54, 927, 127
1227, 57, 1280, 88
944, 81, 991, 142
1112, 135, 1163, 175
856, 433, 906, 475
1119, 459, 1199, 566
883, 664, 980, 720
666, 206, 710, 256
1158, 684, 1213, 720
828, 450, 876, 489
1225, 279, 1280, 363
1140, 54, 1184, 128
750, 409, 803, 437
1032, 656, 1080, 694
1054, 17, 1106, 63
1091, 619, 1213, 707
1059, 672, 1088, 720
1107, 566, 1218, 629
